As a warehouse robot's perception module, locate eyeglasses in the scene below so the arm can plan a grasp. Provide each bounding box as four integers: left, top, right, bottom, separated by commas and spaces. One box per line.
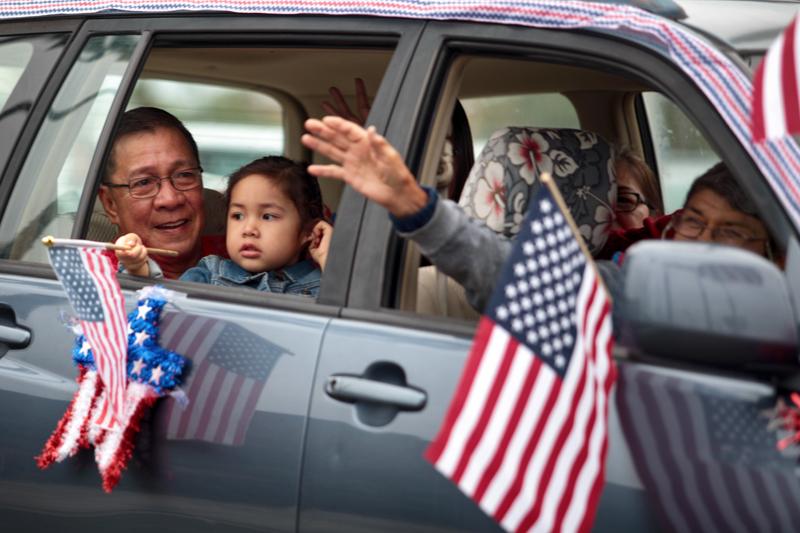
616, 191, 654, 213
672, 211, 766, 246
103, 167, 203, 199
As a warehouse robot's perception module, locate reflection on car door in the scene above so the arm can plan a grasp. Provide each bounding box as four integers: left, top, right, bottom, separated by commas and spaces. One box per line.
0, 276, 329, 532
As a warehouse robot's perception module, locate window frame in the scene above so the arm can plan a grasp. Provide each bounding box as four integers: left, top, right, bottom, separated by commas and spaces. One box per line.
0, 19, 82, 215
342, 19, 793, 336
0, 14, 426, 315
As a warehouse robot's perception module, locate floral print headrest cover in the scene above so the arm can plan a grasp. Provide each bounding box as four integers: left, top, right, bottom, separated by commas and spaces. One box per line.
458, 126, 617, 256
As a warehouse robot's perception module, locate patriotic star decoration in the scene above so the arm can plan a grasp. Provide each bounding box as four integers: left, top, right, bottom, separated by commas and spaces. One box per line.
71, 286, 188, 395
45, 285, 189, 493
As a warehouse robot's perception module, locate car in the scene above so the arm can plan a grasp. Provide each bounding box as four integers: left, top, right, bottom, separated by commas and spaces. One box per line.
0, 1, 799, 531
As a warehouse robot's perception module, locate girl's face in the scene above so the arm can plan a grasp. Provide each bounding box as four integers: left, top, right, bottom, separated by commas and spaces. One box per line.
226, 174, 310, 273
612, 164, 651, 231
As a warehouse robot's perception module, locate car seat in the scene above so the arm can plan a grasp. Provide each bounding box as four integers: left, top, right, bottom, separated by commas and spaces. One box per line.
416, 126, 616, 319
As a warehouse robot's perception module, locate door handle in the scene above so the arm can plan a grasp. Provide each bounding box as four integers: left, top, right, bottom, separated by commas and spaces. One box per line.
326, 374, 426, 410
0, 323, 30, 348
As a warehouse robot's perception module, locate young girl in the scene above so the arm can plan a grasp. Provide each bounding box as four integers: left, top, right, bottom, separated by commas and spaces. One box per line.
116, 156, 332, 297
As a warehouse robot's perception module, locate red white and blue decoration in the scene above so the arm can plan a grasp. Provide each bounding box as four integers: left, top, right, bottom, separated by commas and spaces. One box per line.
37, 283, 188, 493
752, 15, 800, 143
425, 177, 615, 533
46, 245, 128, 431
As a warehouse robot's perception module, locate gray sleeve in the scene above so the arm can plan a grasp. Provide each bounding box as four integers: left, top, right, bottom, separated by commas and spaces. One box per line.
398, 198, 511, 311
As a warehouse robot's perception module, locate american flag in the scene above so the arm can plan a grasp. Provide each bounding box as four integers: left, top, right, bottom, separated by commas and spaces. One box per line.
752, 15, 800, 143
48, 246, 127, 430
160, 314, 288, 446
616, 364, 800, 533
425, 183, 615, 533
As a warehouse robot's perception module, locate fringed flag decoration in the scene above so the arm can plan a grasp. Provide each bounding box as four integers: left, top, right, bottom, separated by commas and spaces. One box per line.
766, 392, 800, 452
46, 244, 128, 430
37, 285, 188, 492
752, 15, 800, 143
425, 174, 615, 533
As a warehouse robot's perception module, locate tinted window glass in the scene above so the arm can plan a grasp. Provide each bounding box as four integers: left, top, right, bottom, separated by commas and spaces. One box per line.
0, 40, 33, 110
0, 34, 140, 262
642, 91, 719, 212
128, 80, 283, 192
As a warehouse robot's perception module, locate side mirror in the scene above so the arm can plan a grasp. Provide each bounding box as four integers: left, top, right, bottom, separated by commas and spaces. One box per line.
615, 241, 798, 371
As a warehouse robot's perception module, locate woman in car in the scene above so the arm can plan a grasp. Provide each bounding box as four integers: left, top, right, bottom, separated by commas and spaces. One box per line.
612, 147, 663, 230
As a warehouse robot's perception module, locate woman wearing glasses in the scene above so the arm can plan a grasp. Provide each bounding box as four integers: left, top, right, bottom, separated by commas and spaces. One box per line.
611, 148, 663, 230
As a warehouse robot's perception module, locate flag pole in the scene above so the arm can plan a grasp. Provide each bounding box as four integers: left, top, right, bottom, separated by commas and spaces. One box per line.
538, 172, 611, 300
41, 236, 179, 257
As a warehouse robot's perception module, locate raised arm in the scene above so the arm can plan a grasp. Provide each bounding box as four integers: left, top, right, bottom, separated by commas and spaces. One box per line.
302, 116, 428, 217
301, 116, 510, 310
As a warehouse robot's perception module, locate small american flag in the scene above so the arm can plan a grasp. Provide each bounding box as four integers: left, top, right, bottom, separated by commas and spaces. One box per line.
425, 181, 615, 533
160, 314, 288, 446
48, 246, 127, 430
752, 15, 800, 142
617, 364, 800, 533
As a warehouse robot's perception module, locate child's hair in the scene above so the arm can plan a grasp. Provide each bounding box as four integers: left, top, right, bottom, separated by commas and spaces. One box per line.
226, 156, 324, 231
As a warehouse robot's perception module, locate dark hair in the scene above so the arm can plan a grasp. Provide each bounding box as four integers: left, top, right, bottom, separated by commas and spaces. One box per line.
685, 162, 758, 217
226, 156, 324, 231
448, 100, 475, 201
614, 147, 664, 216
104, 107, 199, 180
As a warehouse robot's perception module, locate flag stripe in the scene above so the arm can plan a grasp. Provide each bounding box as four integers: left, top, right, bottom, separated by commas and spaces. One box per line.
496, 273, 596, 528
167, 318, 224, 438
472, 354, 544, 503
782, 18, 800, 135
203, 371, 242, 442
426, 174, 614, 533
460, 346, 535, 496
452, 338, 520, 484
231, 377, 262, 445
480, 363, 557, 514
646, 374, 720, 533
425, 317, 497, 464
84, 249, 127, 428
554, 298, 611, 532
518, 273, 606, 532
566, 315, 613, 533
435, 324, 515, 476
615, 367, 691, 532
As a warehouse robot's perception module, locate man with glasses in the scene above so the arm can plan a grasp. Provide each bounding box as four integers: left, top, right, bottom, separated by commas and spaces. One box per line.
99, 107, 224, 279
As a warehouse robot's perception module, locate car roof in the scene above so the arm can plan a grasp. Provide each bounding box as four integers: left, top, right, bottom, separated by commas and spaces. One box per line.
0, 0, 688, 20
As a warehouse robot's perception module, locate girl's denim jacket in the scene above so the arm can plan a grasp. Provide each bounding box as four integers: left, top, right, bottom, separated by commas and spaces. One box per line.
179, 255, 320, 297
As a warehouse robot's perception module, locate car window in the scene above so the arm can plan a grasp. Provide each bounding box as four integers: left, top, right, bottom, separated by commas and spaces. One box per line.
128, 79, 284, 193
405, 54, 638, 318
0, 34, 141, 263
0, 39, 34, 109
642, 91, 719, 212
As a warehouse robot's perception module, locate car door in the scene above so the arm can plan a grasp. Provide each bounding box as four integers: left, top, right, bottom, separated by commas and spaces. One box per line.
300, 17, 800, 532
0, 14, 420, 532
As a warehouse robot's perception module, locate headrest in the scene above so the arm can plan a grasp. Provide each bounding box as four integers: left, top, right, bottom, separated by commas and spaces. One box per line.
458, 126, 616, 256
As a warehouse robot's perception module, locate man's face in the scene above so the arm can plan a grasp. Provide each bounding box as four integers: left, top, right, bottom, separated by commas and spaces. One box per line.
99, 127, 205, 263
674, 188, 769, 256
